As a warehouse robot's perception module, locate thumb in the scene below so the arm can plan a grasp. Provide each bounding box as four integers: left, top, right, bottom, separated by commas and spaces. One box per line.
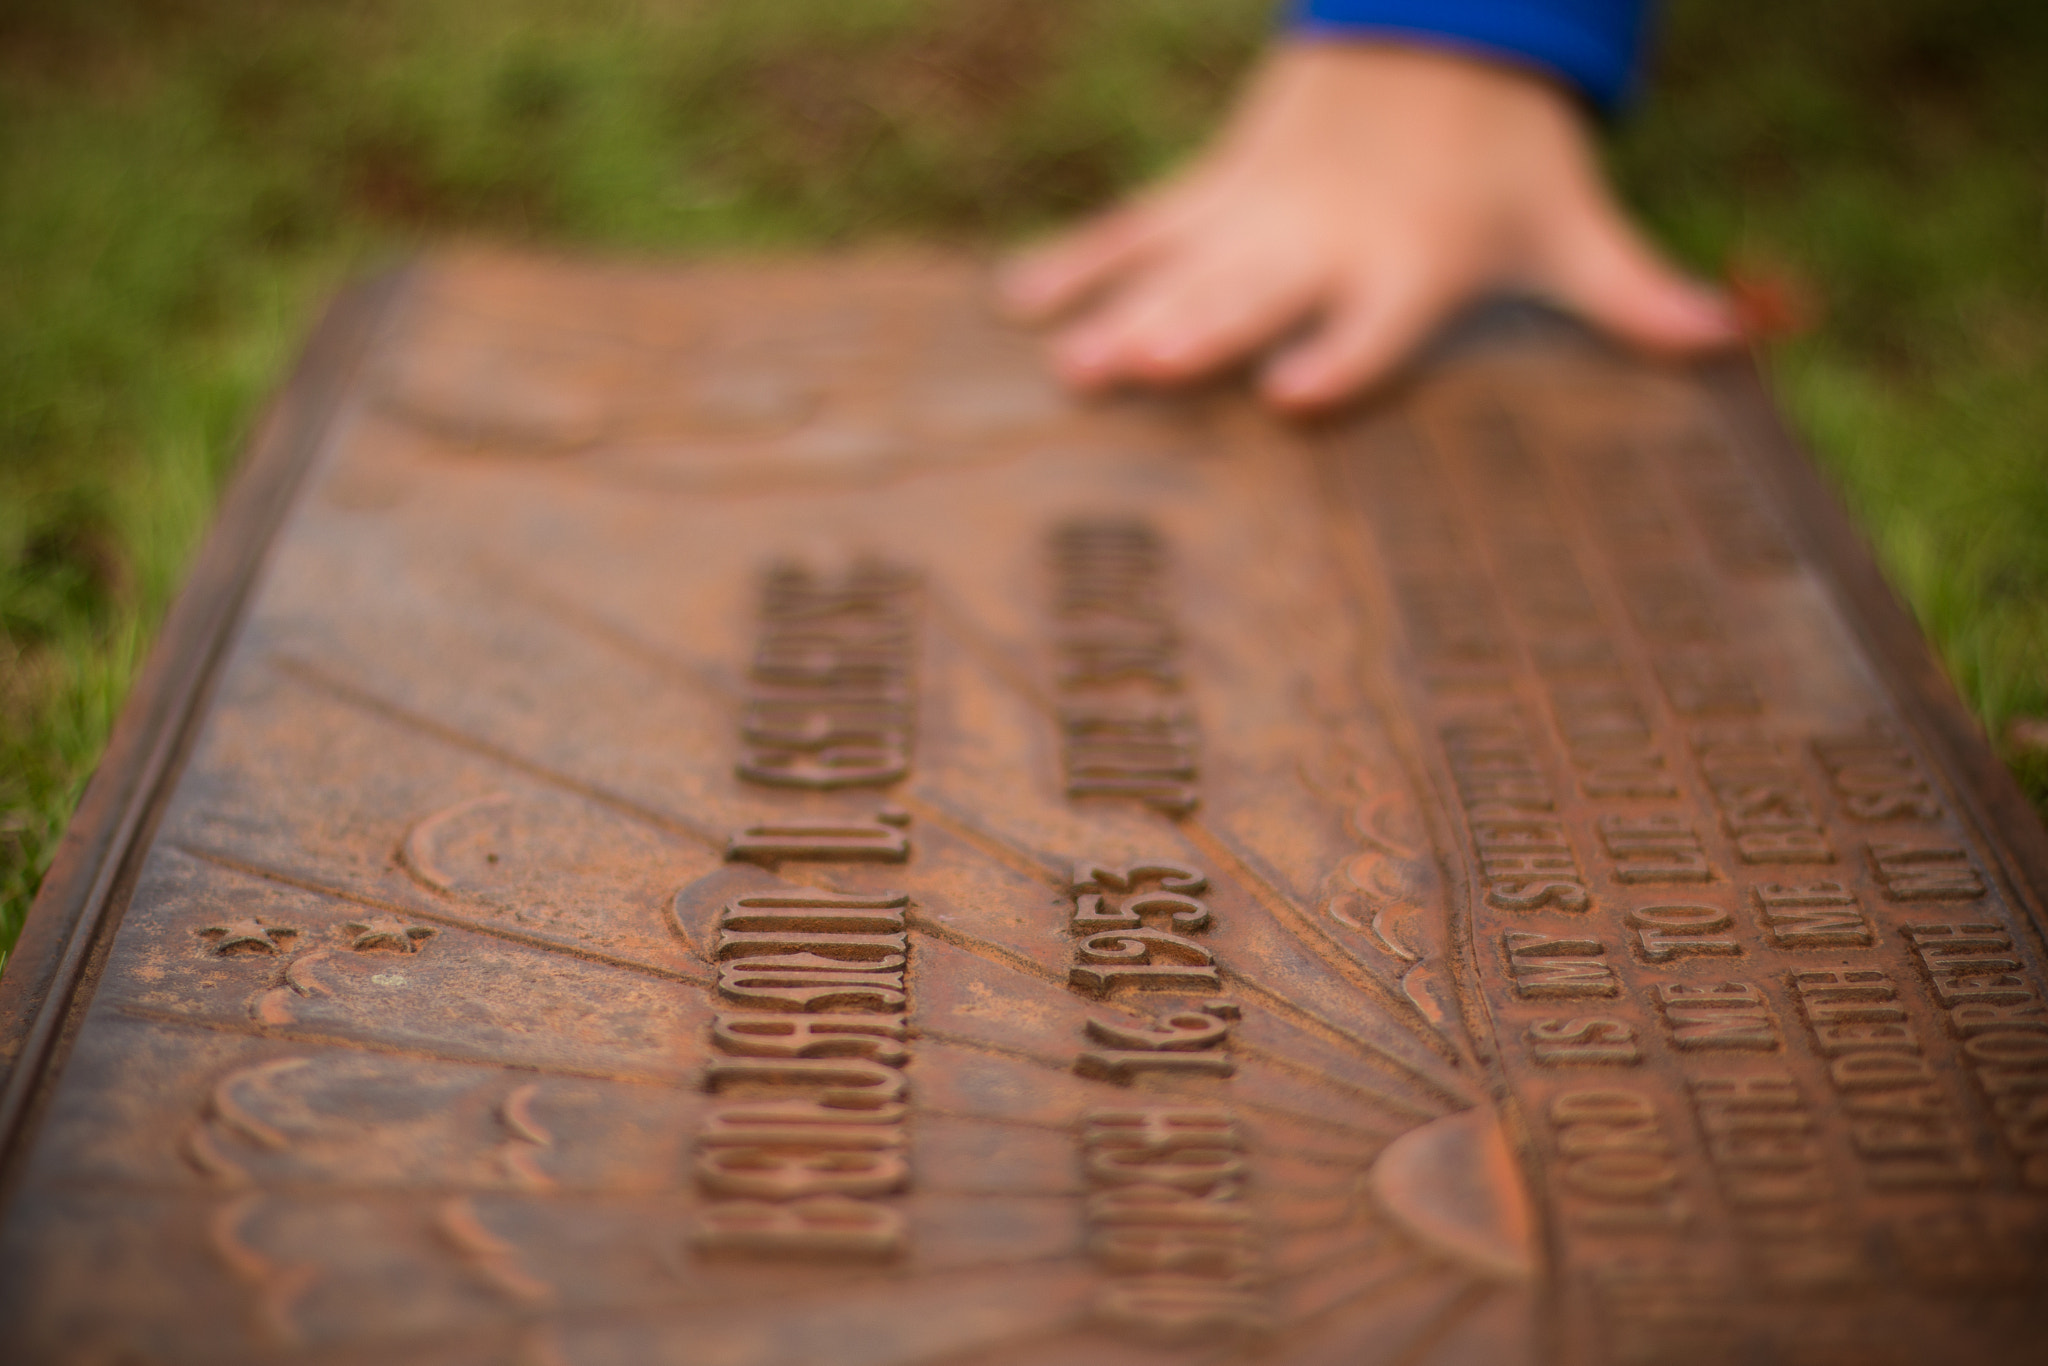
1536, 198, 1743, 356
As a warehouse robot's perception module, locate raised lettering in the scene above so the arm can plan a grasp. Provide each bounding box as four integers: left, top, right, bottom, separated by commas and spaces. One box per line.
1600, 814, 1717, 883
1506, 931, 1618, 998
1657, 980, 1779, 1051
725, 813, 911, 865
1528, 1017, 1641, 1065
694, 1196, 905, 1258
1870, 841, 1986, 902
1753, 881, 1874, 947
1628, 902, 1741, 961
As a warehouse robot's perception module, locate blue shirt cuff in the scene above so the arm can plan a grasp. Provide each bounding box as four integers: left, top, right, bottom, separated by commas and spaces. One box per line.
1287, 0, 1653, 112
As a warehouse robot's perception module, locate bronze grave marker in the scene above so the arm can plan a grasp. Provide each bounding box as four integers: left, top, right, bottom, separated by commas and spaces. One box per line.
3, 253, 2047, 1365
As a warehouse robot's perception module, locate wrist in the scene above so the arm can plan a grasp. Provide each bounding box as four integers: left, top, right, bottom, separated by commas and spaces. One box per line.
1271, 35, 1584, 111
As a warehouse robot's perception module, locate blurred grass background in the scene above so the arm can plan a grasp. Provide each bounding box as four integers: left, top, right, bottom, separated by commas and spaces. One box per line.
2, 0, 2045, 961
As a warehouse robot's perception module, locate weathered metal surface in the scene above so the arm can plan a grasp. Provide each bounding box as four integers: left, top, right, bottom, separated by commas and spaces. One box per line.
3, 252, 2047, 1365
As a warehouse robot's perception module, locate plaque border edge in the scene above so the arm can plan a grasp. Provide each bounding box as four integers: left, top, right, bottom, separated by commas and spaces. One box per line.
1704, 353, 2048, 959
0, 264, 419, 1181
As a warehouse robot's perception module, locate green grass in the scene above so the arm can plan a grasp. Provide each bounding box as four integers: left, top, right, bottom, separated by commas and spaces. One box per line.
2, 0, 2044, 961
1622, 0, 2048, 759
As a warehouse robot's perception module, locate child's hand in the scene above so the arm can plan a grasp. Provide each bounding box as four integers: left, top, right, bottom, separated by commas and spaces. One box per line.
1000, 42, 1741, 412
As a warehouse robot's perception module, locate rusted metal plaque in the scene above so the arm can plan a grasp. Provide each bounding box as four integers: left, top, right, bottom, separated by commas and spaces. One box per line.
4, 253, 2047, 1366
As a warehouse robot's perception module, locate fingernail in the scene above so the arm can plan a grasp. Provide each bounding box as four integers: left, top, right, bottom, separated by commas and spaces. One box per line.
1054, 333, 1119, 387
996, 281, 1039, 319
996, 260, 1055, 315
1139, 335, 1198, 371
1672, 280, 1744, 337
1264, 360, 1319, 402
1058, 332, 1107, 369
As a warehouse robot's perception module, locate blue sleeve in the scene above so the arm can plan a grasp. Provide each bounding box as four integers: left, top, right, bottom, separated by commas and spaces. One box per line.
1287, 0, 1655, 112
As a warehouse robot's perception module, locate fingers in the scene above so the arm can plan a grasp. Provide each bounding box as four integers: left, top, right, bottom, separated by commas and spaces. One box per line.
1259, 268, 1456, 412
997, 203, 1175, 324
1003, 43, 1741, 411
1537, 197, 1743, 356
1048, 247, 1324, 390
